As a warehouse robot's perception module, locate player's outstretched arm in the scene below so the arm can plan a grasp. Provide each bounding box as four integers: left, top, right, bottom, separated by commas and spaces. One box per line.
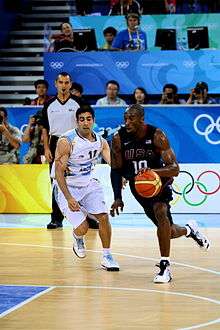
55, 138, 80, 211
153, 128, 179, 177
110, 133, 124, 217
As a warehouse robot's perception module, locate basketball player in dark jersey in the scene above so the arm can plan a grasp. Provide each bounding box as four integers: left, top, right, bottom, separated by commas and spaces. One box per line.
110, 104, 210, 283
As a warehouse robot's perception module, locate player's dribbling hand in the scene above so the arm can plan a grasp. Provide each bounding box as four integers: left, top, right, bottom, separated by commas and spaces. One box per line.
110, 199, 124, 217
67, 197, 80, 212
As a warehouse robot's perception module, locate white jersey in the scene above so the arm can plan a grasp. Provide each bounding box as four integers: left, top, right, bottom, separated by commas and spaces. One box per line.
63, 129, 103, 187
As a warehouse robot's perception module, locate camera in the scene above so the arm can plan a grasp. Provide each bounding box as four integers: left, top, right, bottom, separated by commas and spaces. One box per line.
166, 92, 173, 99
194, 87, 204, 95
0, 114, 3, 124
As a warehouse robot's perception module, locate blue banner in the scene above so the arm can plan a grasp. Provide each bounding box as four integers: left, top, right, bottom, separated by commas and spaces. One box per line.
6, 106, 220, 164
44, 50, 220, 95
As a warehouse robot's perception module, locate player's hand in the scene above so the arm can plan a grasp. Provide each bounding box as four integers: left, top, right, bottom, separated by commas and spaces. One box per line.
122, 177, 128, 189
67, 197, 80, 212
110, 199, 124, 217
44, 147, 53, 163
137, 167, 150, 175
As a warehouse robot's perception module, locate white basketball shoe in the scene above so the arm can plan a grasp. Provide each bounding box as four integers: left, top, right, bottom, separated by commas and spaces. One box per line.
154, 260, 172, 283
101, 254, 120, 272
72, 234, 86, 258
185, 220, 210, 251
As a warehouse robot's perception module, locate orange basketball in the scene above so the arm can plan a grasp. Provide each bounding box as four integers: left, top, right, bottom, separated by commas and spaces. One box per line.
134, 170, 162, 198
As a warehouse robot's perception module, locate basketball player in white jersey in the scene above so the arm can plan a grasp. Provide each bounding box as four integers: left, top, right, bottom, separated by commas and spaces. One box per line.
54, 104, 119, 271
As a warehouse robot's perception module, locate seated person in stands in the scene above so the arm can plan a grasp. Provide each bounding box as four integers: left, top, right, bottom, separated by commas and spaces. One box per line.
52, 22, 75, 52
160, 83, 182, 104
70, 82, 86, 103
109, 0, 143, 15
186, 81, 217, 104
164, 0, 176, 13
131, 87, 148, 104
96, 80, 127, 105
102, 26, 117, 50
31, 79, 50, 106
0, 107, 21, 164
22, 111, 44, 164
112, 13, 147, 50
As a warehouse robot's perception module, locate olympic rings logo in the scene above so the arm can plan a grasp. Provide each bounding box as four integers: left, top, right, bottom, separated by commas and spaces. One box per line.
194, 114, 220, 145
171, 170, 220, 206
50, 61, 64, 69
115, 61, 130, 69
183, 60, 197, 68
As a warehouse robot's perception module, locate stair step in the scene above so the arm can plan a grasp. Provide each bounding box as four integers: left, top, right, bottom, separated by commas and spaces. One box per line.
0, 66, 43, 71
11, 30, 58, 35
0, 47, 43, 53
0, 76, 42, 82
0, 86, 35, 91
1, 57, 43, 62
0, 94, 37, 100
22, 13, 70, 18
32, 6, 71, 11
11, 39, 44, 45
22, 22, 62, 28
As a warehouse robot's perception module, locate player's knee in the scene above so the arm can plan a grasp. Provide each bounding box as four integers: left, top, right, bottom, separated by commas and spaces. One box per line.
95, 213, 109, 223
154, 204, 169, 225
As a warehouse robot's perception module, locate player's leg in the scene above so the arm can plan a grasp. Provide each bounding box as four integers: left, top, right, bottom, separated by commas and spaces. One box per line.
152, 202, 172, 283
83, 179, 119, 271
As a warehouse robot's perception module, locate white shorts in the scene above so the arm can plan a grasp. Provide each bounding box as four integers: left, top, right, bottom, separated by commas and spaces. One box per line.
56, 178, 108, 229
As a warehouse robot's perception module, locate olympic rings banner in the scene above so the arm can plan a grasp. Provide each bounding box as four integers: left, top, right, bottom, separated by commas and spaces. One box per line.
5, 105, 220, 164
95, 164, 220, 213
3, 106, 220, 213
44, 50, 220, 95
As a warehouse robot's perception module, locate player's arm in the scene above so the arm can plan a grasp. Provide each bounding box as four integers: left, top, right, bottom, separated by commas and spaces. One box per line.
152, 128, 179, 177
55, 138, 80, 211
101, 138, 111, 165
110, 133, 124, 216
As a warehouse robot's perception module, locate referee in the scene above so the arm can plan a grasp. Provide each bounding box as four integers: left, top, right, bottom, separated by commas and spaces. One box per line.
41, 72, 81, 229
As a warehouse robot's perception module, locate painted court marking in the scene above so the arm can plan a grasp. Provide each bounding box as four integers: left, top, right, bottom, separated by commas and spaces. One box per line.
1, 242, 220, 329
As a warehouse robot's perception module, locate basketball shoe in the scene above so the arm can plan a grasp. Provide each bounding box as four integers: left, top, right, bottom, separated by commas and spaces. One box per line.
154, 260, 172, 283
72, 234, 86, 258
185, 220, 210, 251
101, 254, 120, 272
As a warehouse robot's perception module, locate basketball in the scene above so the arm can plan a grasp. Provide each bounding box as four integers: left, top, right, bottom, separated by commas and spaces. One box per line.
134, 170, 162, 198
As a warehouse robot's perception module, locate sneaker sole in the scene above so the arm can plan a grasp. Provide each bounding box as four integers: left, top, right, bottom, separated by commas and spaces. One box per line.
72, 247, 86, 259
154, 277, 172, 284
101, 265, 120, 272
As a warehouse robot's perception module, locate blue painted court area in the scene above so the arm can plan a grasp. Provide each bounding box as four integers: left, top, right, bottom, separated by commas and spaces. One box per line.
0, 285, 49, 316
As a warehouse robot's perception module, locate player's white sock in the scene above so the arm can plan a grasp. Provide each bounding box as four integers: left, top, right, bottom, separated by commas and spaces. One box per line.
160, 257, 170, 263
103, 248, 111, 256
185, 225, 191, 237
73, 232, 83, 239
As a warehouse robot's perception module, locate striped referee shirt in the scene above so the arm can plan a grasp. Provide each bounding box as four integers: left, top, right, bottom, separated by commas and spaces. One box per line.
41, 95, 81, 137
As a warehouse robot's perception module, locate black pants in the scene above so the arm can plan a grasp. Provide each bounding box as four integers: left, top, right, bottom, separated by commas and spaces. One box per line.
50, 135, 64, 224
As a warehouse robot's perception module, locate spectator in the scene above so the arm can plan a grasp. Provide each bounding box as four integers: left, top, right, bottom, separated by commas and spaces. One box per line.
164, 0, 176, 13
131, 87, 148, 104
23, 97, 32, 105
0, 107, 21, 164
70, 82, 83, 98
96, 80, 127, 106
52, 23, 75, 52
31, 79, 50, 106
112, 13, 147, 50
160, 83, 181, 104
186, 81, 217, 104
109, 0, 143, 15
102, 26, 117, 50
75, 0, 93, 15
22, 111, 44, 164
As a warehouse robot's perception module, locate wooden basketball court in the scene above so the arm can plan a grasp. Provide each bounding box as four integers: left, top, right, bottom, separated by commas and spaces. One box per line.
0, 216, 220, 330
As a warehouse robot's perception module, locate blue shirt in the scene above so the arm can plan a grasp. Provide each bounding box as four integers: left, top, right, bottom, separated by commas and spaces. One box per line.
112, 28, 147, 51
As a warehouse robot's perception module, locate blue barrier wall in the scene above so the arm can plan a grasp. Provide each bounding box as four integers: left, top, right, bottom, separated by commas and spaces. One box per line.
44, 50, 220, 95
6, 105, 220, 163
